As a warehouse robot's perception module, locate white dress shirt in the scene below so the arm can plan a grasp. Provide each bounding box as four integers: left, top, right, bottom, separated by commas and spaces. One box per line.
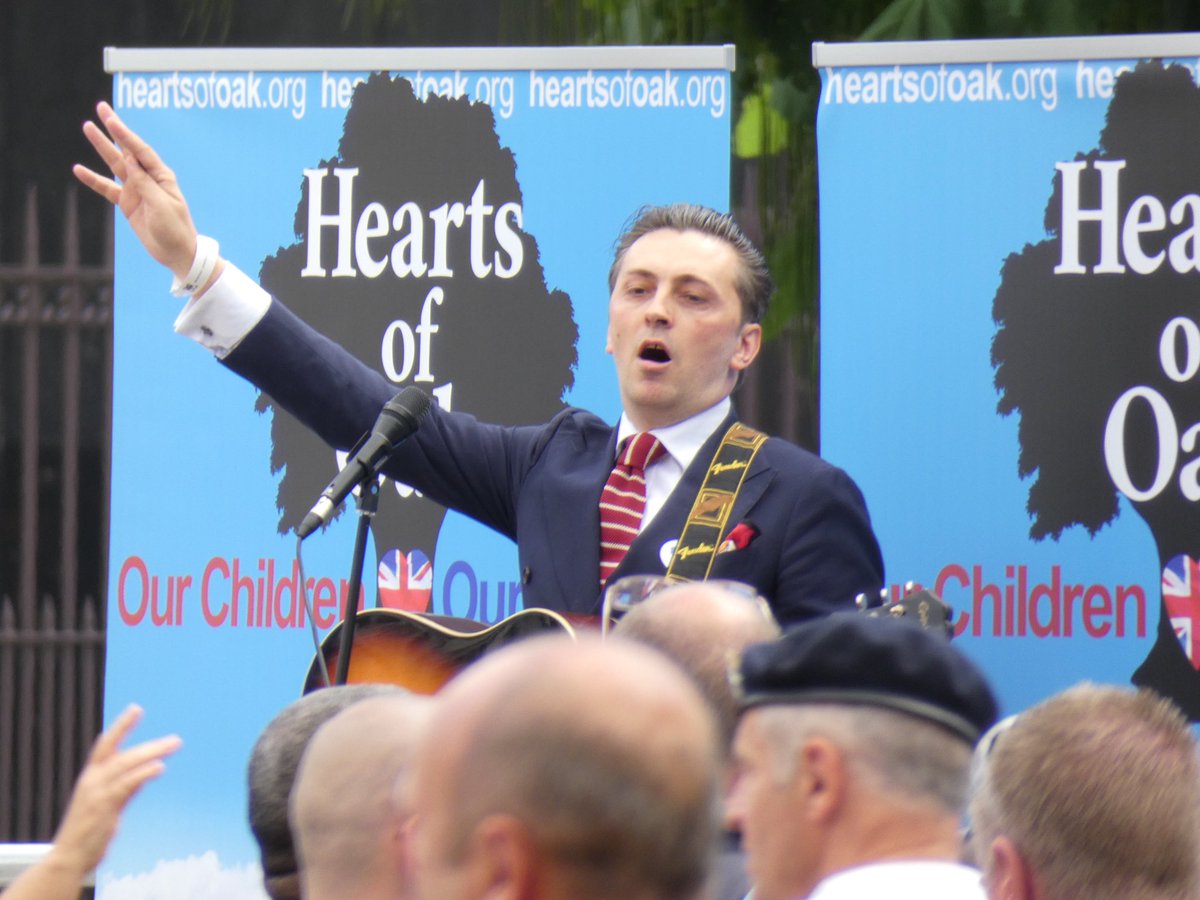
615, 398, 731, 533
805, 860, 987, 899
173, 263, 270, 357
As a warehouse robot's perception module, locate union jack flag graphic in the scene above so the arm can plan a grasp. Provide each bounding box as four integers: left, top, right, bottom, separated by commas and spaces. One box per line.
378, 548, 433, 612
1161, 553, 1200, 670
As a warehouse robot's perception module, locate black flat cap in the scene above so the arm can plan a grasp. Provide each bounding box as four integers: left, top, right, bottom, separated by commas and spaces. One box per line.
734, 612, 998, 744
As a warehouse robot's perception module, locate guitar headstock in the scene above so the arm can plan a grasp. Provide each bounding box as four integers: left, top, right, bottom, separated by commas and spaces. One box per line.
855, 584, 953, 638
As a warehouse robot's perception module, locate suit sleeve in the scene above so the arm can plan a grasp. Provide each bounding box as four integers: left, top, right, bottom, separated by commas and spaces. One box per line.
221, 297, 564, 539
771, 464, 885, 627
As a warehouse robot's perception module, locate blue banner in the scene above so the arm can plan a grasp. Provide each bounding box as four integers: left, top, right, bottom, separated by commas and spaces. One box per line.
101, 47, 732, 897
817, 37, 1200, 726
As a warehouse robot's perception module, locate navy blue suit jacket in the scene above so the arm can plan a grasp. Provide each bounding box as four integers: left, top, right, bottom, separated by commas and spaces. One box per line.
225, 299, 884, 625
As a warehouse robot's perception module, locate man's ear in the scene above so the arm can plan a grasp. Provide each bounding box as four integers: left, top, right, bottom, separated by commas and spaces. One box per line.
470, 814, 536, 900
799, 736, 847, 825
393, 813, 414, 881
604, 293, 617, 356
986, 835, 1036, 900
731, 322, 762, 372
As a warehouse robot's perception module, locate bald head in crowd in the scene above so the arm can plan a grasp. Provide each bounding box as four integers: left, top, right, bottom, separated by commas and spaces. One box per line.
247, 683, 405, 899
613, 581, 779, 751
290, 692, 433, 900
407, 633, 722, 900
613, 581, 779, 900
969, 683, 1200, 900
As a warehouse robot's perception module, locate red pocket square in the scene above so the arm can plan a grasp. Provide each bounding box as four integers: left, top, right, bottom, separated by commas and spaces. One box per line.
717, 522, 759, 554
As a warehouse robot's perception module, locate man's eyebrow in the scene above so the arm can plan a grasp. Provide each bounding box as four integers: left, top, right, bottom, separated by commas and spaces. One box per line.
618, 269, 717, 292
619, 267, 657, 281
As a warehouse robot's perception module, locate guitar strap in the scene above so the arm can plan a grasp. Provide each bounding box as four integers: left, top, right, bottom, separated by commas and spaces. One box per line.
665, 421, 768, 583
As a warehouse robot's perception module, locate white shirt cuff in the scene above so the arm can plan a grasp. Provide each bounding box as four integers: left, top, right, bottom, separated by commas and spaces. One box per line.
173, 263, 271, 358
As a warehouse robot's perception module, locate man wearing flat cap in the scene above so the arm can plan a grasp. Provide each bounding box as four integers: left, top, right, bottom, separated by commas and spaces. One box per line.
726, 612, 998, 900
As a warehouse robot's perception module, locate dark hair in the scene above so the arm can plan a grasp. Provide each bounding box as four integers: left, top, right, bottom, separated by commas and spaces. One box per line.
608, 204, 773, 324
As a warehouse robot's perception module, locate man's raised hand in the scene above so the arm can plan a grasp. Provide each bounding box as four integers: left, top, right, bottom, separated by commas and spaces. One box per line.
74, 101, 215, 285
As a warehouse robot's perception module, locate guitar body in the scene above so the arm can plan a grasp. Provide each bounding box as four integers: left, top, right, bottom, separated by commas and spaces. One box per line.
304, 606, 579, 695
302, 584, 951, 697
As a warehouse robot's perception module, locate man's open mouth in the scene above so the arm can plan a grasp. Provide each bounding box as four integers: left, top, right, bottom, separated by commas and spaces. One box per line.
638, 341, 671, 363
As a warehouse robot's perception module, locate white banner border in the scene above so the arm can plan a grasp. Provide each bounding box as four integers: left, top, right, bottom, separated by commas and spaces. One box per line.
814, 32, 1200, 67
106, 44, 736, 73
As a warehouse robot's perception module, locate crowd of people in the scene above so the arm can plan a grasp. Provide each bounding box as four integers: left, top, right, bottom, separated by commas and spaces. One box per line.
12, 581, 1200, 899
14, 100, 1197, 899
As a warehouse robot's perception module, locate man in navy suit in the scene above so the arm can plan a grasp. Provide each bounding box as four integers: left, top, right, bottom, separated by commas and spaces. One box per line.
75, 102, 883, 625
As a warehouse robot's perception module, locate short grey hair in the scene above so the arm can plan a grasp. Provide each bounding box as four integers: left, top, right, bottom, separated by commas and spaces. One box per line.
247, 684, 404, 897
753, 703, 975, 814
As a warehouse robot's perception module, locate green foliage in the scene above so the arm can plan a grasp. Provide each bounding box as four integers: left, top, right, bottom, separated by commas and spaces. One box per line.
186, 0, 237, 41
861, 0, 968, 40
734, 84, 790, 158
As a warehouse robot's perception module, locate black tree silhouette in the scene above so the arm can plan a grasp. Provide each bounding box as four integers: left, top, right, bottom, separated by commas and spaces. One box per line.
256, 73, 578, 610
993, 60, 1200, 717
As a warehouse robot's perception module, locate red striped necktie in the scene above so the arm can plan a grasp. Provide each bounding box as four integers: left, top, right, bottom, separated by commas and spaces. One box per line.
599, 432, 666, 587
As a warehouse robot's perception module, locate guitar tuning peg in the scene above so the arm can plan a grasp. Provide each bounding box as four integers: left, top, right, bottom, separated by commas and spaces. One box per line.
854, 592, 869, 611
903, 580, 915, 595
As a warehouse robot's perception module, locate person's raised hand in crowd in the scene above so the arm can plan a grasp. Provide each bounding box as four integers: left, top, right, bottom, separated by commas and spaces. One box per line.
4, 703, 182, 900
74, 101, 224, 292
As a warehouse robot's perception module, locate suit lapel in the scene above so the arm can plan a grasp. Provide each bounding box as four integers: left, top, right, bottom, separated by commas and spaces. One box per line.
725, 456, 776, 533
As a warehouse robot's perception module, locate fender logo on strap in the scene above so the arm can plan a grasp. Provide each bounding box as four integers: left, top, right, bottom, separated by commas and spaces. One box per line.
711, 459, 750, 475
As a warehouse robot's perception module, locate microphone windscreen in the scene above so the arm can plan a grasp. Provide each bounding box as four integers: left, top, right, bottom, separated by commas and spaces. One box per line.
377, 387, 432, 444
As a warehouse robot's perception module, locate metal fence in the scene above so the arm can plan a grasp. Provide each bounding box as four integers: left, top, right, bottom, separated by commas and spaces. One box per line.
0, 188, 111, 842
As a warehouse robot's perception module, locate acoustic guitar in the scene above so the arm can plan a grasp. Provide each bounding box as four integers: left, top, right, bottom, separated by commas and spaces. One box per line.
304, 584, 953, 695
303, 606, 579, 695
855, 585, 954, 637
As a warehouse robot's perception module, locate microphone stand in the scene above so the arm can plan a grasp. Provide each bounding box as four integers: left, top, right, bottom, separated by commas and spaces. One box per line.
333, 478, 380, 685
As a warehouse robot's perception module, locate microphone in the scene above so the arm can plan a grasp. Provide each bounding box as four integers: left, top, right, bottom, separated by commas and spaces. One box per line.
297, 387, 432, 539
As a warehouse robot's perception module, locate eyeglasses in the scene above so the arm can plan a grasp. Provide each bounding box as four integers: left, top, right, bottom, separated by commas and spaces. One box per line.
960, 713, 1019, 861
599, 574, 774, 637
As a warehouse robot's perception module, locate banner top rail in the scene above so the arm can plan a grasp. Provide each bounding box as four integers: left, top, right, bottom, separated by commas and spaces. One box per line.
105, 45, 736, 73
813, 32, 1200, 67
